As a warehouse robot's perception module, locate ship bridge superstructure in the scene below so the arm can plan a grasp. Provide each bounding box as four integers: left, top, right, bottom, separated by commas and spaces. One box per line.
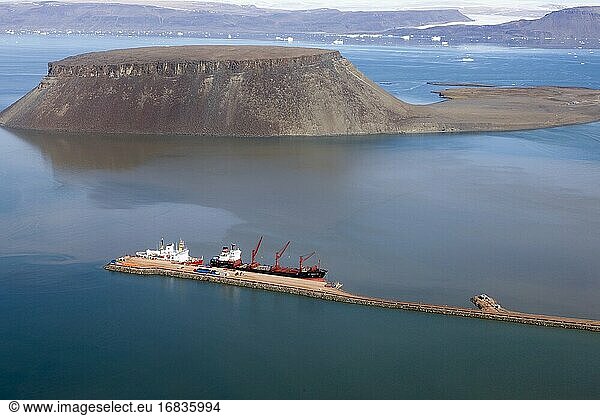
210, 244, 242, 267
136, 238, 190, 263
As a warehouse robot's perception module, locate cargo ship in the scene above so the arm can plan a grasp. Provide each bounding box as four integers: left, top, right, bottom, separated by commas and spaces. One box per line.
132, 237, 328, 281
209, 244, 242, 268
211, 237, 328, 281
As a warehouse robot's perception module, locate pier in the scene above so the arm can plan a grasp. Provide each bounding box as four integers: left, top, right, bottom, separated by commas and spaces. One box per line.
105, 256, 600, 333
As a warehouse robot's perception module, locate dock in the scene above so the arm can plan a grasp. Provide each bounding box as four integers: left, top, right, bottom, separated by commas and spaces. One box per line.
105, 256, 600, 333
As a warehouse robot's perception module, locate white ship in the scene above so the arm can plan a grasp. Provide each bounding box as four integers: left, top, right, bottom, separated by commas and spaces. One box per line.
210, 244, 242, 267
136, 238, 191, 263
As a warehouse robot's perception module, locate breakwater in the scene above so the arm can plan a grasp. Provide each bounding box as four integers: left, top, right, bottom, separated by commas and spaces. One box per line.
104, 262, 600, 333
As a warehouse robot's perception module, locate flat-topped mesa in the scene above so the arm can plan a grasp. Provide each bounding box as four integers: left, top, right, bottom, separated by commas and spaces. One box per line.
0, 45, 415, 136
47, 46, 342, 78
2, 45, 600, 136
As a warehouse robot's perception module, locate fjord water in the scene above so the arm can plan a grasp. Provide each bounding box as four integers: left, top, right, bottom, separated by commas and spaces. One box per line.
1, 36, 599, 399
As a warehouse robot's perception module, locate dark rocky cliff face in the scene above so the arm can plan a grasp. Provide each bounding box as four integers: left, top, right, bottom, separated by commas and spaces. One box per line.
47, 51, 342, 78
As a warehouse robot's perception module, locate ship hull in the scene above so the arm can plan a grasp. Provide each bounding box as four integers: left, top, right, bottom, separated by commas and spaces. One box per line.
210, 259, 242, 268
235, 264, 327, 280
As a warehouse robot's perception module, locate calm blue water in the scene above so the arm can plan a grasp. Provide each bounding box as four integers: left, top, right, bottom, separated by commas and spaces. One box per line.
0, 35, 599, 399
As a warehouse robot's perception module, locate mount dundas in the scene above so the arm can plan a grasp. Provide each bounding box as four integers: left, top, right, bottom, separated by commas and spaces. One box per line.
1, 45, 600, 137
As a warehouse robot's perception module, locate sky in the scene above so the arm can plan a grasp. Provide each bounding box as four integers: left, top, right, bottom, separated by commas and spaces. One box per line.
2, 0, 598, 8
2, 0, 600, 24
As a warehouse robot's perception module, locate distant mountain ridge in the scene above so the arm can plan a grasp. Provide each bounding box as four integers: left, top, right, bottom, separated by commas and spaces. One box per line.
2, 2, 597, 49
0, 1, 471, 34
396, 7, 600, 48
508, 6, 600, 38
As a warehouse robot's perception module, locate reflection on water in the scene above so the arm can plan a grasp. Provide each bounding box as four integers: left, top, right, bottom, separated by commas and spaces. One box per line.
16, 130, 179, 170
6, 127, 600, 319
3, 126, 600, 399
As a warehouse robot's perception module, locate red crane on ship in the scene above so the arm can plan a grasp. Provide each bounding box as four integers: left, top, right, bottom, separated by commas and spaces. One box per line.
299, 251, 316, 271
250, 236, 263, 268
273, 240, 291, 271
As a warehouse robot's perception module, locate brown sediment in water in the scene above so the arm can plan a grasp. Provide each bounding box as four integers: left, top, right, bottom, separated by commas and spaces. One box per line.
1, 45, 600, 136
